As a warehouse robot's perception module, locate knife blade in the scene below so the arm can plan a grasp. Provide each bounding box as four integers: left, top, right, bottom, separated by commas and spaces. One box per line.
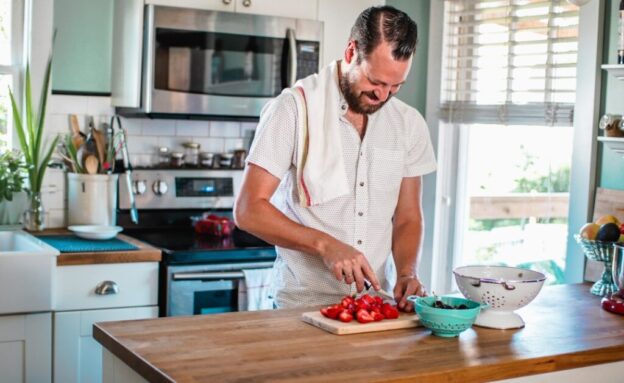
363, 279, 395, 301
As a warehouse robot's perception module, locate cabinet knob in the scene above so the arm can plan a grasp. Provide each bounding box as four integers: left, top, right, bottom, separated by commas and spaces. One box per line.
95, 280, 119, 295
242, 0, 251, 7
222, 0, 232, 4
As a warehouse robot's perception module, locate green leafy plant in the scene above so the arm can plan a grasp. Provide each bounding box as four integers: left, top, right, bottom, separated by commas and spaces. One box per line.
0, 150, 29, 202
8, 56, 59, 194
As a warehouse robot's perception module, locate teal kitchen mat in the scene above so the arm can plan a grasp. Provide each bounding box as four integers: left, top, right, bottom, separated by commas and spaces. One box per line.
36, 235, 138, 253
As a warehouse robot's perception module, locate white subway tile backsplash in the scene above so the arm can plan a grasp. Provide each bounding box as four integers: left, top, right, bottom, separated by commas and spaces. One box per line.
126, 135, 159, 154
210, 121, 241, 138
176, 120, 210, 137
224, 138, 245, 152
47, 114, 70, 136
121, 117, 142, 136
194, 138, 224, 153
48, 209, 66, 228
143, 119, 175, 136
48, 95, 88, 115
241, 122, 257, 136
86, 96, 114, 116
156, 136, 195, 153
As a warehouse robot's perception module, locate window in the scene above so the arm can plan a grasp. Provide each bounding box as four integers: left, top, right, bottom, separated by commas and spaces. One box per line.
0, 0, 23, 149
437, 0, 579, 289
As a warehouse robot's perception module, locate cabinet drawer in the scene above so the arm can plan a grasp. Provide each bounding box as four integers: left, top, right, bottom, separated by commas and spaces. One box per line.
55, 262, 158, 311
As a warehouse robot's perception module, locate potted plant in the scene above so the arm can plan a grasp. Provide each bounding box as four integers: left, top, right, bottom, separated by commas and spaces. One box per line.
0, 150, 29, 226
8, 55, 59, 231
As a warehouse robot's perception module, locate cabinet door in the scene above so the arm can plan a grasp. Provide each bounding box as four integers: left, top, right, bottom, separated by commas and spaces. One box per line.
54, 307, 158, 383
234, 0, 318, 20
318, 0, 385, 67
0, 313, 52, 383
146, 0, 235, 11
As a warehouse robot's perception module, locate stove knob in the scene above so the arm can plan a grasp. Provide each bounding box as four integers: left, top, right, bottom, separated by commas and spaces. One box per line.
132, 180, 147, 195
152, 180, 168, 196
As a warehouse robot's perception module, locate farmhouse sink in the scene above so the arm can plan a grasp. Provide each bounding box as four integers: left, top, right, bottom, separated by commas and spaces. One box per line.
0, 230, 59, 314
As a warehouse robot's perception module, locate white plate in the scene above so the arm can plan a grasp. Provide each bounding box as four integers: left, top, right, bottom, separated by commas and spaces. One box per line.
68, 225, 123, 240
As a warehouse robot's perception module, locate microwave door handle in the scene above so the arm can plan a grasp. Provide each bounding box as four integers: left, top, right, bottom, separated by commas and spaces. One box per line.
287, 28, 298, 87
173, 271, 245, 281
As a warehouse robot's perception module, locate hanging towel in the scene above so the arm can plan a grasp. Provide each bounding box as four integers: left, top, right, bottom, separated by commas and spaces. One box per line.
237, 268, 275, 311
282, 60, 350, 207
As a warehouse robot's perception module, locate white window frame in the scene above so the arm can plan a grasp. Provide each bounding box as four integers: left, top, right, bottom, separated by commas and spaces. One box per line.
426, 0, 603, 294
1, 0, 24, 149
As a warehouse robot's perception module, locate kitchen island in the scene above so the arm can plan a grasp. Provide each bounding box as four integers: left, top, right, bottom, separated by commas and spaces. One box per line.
94, 283, 624, 383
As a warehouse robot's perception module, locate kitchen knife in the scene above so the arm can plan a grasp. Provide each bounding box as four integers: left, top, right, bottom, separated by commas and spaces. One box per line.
363, 280, 395, 301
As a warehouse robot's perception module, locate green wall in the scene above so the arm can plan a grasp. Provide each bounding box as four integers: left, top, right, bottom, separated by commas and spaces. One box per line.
52, 0, 113, 94
386, 0, 430, 115
599, 0, 624, 189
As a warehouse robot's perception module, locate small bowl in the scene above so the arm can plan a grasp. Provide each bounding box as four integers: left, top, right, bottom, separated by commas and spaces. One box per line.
68, 225, 123, 240
408, 296, 484, 338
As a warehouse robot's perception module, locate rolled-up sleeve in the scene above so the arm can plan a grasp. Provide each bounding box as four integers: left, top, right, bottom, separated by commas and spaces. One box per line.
246, 93, 298, 180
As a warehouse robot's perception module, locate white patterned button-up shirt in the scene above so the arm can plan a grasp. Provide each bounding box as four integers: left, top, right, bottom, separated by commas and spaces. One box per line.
246, 88, 437, 308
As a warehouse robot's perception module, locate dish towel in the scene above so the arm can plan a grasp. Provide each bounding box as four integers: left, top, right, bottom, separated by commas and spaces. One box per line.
237, 268, 275, 311
283, 60, 350, 207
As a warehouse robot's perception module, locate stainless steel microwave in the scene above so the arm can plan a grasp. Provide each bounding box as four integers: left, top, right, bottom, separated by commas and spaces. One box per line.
113, 5, 323, 118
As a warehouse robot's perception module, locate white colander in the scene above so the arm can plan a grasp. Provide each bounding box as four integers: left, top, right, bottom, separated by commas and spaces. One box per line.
453, 265, 546, 329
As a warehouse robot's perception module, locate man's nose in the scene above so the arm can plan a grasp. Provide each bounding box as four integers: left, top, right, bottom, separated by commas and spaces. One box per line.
374, 87, 391, 102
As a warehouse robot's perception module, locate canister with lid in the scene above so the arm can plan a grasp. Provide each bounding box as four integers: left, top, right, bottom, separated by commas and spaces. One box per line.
183, 142, 200, 167
200, 152, 215, 168
170, 152, 185, 168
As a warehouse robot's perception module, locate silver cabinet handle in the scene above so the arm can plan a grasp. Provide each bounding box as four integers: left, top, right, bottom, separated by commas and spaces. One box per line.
95, 280, 119, 295
223, 0, 232, 4
242, 0, 251, 7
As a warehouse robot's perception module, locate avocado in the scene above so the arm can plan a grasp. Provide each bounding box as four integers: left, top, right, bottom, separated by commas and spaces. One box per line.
596, 223, 620, 242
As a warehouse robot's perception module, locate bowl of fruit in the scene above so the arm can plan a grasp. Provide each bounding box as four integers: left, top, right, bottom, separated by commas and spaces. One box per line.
575, 214, 622, 296
408, 295, 484, 338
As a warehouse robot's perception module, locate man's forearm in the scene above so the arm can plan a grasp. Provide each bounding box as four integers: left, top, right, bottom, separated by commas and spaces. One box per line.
235, 198, 331, 257
391, 219, 423, 277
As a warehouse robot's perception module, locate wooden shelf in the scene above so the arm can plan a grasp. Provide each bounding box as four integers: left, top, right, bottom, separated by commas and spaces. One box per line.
598, 136, 624, 156
602, 64, 624, 80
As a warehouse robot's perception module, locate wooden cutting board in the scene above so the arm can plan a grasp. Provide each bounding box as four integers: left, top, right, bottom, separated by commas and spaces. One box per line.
301, 310, 421, 335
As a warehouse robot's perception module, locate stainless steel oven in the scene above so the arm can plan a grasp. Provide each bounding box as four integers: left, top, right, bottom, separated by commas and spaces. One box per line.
118, 5, 323, 118
118, 168, 277, 317
167, 260, 274, 316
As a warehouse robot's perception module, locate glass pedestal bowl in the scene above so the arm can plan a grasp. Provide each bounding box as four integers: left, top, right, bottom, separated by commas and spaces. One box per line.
575, 235, 619, 297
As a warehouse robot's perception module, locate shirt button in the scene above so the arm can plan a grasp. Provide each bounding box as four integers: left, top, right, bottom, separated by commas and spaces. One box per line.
357, 240, 362, 245
341, 104, 347, 110
359, 182, 364, 187
358, 212, 363, 216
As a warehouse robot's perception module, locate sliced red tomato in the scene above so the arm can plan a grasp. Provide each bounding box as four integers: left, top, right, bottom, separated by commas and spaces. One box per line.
338, 311, 353, 323
371, 311, 385, 321
356, 309, 374, 324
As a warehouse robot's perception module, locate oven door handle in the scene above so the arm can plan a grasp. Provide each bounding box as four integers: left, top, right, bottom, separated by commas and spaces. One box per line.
172, 262, 275, 281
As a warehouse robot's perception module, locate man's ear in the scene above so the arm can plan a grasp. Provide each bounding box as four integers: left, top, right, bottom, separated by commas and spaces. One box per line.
344, 40, 357, 64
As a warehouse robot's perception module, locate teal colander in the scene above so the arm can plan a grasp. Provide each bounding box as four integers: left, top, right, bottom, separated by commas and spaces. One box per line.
408, 296, 485, 338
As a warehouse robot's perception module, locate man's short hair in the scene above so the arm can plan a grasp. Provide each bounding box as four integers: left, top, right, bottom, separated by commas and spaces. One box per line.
349, 5, 418, 62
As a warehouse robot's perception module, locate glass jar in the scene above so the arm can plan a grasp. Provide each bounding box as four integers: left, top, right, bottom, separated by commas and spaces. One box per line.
183, 142, 200, 167
200, 152, 215, 168
599, 114, 621, 131
170, 152, 185, 168
220, 153, 234, 168
157, 146, 170, 167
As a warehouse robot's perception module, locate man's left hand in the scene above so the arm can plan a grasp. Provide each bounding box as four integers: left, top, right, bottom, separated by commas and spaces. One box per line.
393, 275, 427, 312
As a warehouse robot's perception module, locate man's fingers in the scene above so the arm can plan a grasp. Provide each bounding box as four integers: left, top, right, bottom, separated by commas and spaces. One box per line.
353, 267, 366, 292
360, 259, 381, 290
342, 265, 355, 285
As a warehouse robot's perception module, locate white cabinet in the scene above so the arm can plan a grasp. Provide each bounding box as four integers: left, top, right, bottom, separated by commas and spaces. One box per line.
233, 0, 318, 20
54, 262, 159, 383
318, 0, 385, 67
145, 0, 317, 19
0, 313, 52, 383
54, 307, 158, 383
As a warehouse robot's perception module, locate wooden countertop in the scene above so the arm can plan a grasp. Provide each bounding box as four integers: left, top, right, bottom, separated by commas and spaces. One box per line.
93, 283, 624, 383
38, 229, 161, 266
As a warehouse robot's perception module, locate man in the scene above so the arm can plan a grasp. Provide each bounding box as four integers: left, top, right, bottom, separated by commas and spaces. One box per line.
234, 6, 436, 312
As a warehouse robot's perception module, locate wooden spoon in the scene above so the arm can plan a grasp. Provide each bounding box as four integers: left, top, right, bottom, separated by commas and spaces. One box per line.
69, 114, 85, 149
92, 126, 107, 166
84, 155, 99, 175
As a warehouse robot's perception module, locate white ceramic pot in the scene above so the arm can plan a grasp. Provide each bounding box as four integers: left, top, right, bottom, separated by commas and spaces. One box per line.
67, 173, 119, 226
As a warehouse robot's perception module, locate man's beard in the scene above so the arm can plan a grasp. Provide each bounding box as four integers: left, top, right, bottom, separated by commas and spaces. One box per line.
338, 72, 392, 115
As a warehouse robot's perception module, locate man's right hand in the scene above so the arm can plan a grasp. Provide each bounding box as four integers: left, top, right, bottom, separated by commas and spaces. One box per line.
318, 238, 381, 293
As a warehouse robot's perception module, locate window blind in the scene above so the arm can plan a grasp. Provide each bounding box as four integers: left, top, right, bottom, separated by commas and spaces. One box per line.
439, 0, 579, 126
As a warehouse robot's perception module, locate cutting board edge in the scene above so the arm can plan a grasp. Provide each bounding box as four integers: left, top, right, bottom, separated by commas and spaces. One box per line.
301, 311, 421, 335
